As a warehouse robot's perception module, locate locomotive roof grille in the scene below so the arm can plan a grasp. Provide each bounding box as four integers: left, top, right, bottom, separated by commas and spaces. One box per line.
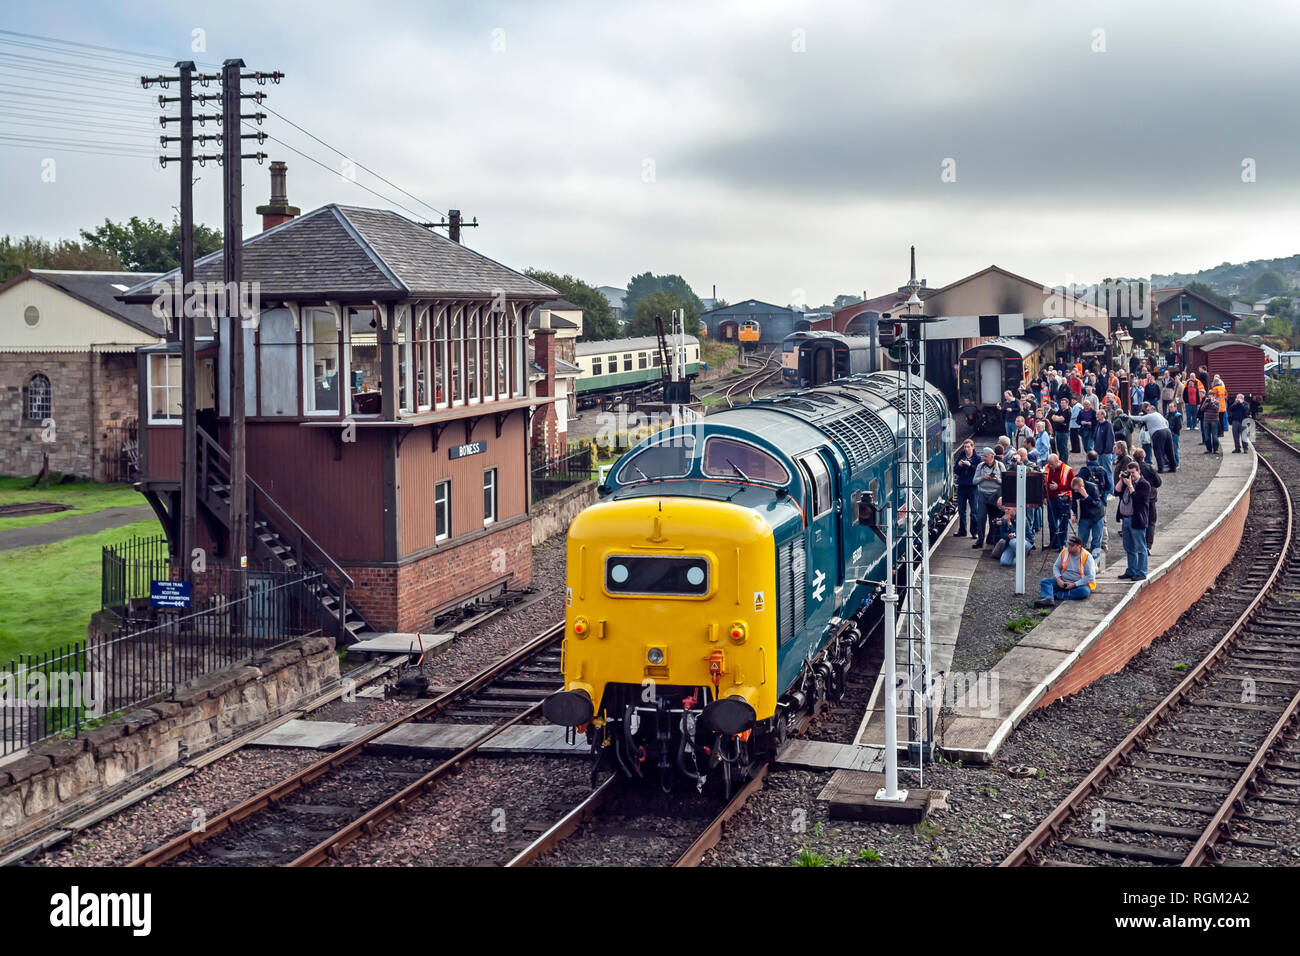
817, 409, 895, 466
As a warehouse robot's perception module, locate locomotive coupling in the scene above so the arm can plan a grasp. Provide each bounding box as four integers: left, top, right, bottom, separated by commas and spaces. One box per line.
542, 686, 595, 727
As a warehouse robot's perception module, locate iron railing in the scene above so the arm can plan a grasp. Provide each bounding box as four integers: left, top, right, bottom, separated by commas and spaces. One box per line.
531, 445, 596, 502
100, 417, 139, 483
3, 572, 322, 758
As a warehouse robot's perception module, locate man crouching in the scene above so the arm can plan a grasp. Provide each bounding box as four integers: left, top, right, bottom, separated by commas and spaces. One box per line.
1035, 535, 1097, 608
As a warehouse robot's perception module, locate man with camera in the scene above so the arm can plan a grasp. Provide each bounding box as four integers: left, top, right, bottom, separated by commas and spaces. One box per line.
1114, 461, 1152, 581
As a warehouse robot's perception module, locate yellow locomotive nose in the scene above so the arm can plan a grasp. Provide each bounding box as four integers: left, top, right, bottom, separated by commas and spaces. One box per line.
550, 495, 778, 726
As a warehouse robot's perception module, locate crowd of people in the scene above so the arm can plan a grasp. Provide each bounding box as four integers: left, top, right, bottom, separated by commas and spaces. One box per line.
955, 359, 1261, 608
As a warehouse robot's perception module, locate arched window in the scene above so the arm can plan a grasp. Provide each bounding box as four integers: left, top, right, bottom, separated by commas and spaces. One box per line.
24, 373, 51, 422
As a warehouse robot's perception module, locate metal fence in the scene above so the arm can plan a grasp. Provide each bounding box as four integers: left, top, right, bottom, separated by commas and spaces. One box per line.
531, 444, 596, 502
100, 417, 138, 483
3, 572, 323, 758
102, 534, 170, 619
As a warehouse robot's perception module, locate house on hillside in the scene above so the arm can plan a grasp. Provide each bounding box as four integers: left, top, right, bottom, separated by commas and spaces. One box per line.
1155, 287, 1238, 334
598, 285, 627, 324
118, 191, 559, 638
0, 269, 164, 480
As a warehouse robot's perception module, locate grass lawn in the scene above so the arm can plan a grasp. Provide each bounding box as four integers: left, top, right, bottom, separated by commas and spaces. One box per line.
0, 475, 147, 531
1262, 406, 1300, 445
0, 517, 162, 663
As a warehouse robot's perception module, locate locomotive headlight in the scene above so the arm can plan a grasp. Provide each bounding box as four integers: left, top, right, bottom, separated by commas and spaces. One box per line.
647, 646, 665, 665
573, 616, 589, 639
729, 621, 747, 643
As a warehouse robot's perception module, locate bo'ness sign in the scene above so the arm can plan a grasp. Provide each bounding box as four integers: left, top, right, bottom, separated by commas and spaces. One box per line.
449, 440, 487, 460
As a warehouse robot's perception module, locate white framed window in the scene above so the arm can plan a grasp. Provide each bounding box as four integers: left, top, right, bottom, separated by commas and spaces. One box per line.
435, 306, 449, 409
623, 353, 633, 372
473, 306, 483, 403
435, 480, 450, 541
513, 311, 526, 397
483, 468, 497, 525
25, 372, 51, 422
147, 355, 181, 423
413, 305, 432, 412
592, 357, 602, 376
452, 307, 465, 405
303, 308, 340, 414
638, 352, 648, 369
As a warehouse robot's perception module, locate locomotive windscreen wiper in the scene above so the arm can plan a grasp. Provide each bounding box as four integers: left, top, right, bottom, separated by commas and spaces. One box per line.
629, 463, 650, 480
725, 457, 750, 481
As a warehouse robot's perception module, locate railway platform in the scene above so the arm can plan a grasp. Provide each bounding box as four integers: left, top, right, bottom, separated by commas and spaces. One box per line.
856, 443, 1256, 763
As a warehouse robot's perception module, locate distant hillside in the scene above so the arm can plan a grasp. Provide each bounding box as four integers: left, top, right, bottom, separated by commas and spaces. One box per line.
1152, 255, 1300, 299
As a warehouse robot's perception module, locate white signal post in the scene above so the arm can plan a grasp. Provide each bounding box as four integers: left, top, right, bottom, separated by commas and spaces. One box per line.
876, 517, 907, 802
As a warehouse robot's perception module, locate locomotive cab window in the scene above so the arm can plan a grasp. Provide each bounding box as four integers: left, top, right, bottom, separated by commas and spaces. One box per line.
615, 434, 696, 482
796, 453, 832, 517
605, 555, 709, 597
702, 437, 789, 484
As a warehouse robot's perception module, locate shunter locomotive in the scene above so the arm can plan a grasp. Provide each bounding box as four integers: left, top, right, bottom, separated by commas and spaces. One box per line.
542, 371, 953, 793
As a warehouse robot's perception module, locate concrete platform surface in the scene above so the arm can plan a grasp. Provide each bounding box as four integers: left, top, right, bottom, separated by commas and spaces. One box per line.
251, 719, 379, 750
939, 447, 1255, 763
366, 721, 590, 756
347, 632, 453, 655
776, 739, 884, 773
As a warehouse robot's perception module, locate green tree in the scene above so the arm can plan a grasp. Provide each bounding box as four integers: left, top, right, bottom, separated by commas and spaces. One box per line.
80, 215, 222, 273
0, 235, 122, 282
1235, 316, 1264, 336
622, 272, 704, 325
523, 268, 620, 341
627, 289, 696, 337
1252, 270, 1286, 296
832, 293, 864, 309
1186, 281, 1230, 311
1265, 315, 1292, 339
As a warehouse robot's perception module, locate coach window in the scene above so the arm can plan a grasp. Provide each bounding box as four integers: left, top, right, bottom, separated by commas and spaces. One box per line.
623, 353, 633, 372
796, 453, 832, 517
592, 357, 602, 376
703, 437, 789, 484
638, 352, 648, 370
435, 481, 450, 541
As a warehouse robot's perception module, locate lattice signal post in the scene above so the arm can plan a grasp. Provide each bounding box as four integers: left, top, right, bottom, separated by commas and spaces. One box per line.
880, 296, 940, 780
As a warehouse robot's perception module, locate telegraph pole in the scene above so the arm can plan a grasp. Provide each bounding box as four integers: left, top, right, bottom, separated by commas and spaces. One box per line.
144, 62, 222, 576
421, 209, 479, 243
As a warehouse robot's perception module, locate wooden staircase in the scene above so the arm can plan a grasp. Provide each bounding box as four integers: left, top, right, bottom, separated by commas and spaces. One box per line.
196, 427, 374, 644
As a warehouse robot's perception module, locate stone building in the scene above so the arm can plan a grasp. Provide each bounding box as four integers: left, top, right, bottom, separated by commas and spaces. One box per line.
0, 270, 164, 480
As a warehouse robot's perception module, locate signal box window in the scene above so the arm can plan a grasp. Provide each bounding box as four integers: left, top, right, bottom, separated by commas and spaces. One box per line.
435, 481, 450, 541
483, 468, 497, 526
616, 435, 696, 482
703, 437, 789, 483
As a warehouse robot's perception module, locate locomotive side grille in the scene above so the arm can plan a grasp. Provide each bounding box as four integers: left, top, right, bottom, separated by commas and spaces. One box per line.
777, 539, 806, 646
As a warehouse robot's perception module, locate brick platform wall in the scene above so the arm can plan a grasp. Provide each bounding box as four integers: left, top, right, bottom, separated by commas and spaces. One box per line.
1036, 490, 1250, 706
344, 516, 533, 633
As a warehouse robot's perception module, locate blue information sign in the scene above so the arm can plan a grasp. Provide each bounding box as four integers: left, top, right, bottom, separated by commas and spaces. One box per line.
150, 580, 192, 609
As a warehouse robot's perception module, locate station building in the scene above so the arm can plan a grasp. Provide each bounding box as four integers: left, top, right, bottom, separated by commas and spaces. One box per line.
120, 195, 559, 637
0, 269, 163, 480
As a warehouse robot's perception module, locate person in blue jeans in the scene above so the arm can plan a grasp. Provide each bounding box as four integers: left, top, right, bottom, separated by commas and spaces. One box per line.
1035, 537, 1097, 607
1115, 462, 1151, 580
1071, 476, 1105, 553
991, 504, 1035, 566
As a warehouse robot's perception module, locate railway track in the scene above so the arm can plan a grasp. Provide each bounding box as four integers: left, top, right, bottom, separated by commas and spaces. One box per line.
1002, 426, 1300, 867
127, 623, 565, 867
722, 350, 782, 408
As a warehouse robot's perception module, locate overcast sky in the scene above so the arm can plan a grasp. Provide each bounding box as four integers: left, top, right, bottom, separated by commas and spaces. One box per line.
4, 1, 1299, 305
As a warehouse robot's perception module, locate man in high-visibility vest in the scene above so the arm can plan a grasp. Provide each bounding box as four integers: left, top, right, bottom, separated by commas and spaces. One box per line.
1035, 536, 1097, 608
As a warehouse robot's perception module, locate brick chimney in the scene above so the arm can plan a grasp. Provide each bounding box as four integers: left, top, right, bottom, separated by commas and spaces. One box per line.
256, 161, 300, 231
533, 310, 560, 458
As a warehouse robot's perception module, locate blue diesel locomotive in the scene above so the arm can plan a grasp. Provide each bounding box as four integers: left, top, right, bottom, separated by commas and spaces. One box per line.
543, 371, 954, 793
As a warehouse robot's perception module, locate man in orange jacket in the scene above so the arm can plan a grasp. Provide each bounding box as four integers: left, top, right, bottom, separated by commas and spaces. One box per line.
1044, 453, 1075, 549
